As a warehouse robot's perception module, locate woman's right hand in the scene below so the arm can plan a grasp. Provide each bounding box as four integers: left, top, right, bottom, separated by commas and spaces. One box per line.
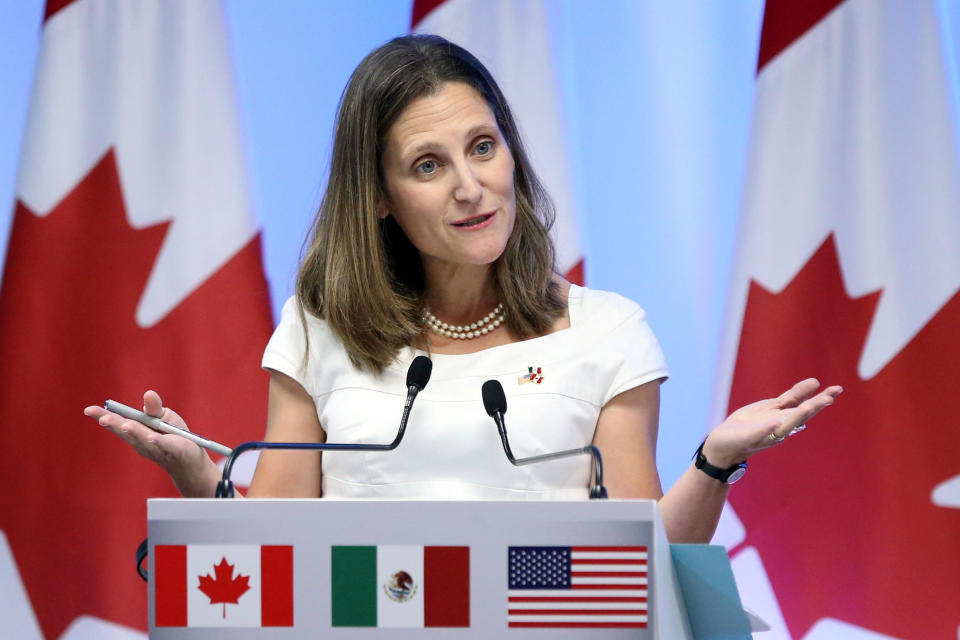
84, 390, 222, 497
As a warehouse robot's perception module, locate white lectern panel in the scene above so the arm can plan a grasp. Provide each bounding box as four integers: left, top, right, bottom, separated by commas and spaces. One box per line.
147, 499, 691, 639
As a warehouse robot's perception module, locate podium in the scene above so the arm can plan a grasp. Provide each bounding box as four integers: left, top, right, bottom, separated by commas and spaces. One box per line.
147, 498, 727, 638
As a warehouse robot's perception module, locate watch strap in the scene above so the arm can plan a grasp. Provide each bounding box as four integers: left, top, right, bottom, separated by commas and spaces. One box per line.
694, 439, 747, 484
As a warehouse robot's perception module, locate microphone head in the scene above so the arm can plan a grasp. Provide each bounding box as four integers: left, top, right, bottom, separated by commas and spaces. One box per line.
406, 355, 433, 390
481, 379, 507, 416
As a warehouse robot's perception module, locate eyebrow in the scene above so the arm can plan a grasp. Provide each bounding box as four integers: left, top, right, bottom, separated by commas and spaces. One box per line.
405, 124, 496, 158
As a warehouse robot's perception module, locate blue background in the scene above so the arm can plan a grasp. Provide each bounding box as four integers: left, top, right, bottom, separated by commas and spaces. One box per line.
0, 1, 764, 490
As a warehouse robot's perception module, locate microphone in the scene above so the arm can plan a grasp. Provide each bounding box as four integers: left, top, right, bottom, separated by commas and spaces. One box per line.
215, 355, 433, 498
481, 379, 607, 499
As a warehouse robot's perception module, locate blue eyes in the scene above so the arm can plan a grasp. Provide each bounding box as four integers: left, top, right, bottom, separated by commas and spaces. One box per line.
417, 160, 438, 174
414, 140, 494, 175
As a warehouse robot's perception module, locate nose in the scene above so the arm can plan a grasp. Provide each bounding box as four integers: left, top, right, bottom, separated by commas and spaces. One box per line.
452, 162, 482, 204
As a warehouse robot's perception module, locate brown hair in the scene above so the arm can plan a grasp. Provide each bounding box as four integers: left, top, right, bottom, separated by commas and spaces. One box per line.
296, 34, 564, 373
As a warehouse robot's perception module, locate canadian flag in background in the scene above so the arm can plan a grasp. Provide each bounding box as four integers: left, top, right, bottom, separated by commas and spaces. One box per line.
411, 0, 585, 285
0, 1, 272, 639
714, 1, 960, 639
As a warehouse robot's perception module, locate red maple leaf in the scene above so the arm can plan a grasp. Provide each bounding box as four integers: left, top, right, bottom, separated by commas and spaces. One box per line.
197, 557, 251, 618
0, 151, 272, 637
727, 235, 960, 639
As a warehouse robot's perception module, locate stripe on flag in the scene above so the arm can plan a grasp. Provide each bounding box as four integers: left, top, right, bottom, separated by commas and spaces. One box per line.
154, 545, 293, 627
331, 545, 469, 628
507, 546, 648, 628
715, 0, 960, 637
0, 2, 273, 635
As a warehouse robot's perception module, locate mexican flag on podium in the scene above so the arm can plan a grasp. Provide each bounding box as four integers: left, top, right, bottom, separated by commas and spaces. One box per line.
331, 545, 470, 628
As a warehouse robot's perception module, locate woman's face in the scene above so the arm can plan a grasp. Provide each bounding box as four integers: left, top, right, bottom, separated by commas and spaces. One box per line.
380, 82, 516, 275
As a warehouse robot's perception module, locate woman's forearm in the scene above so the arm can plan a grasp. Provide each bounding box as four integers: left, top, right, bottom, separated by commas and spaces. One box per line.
171, 456, 224, 498
657, 463, 731, 543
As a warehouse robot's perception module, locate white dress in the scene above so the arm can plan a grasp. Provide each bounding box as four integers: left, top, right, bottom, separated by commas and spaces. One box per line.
261, 285, 668, 500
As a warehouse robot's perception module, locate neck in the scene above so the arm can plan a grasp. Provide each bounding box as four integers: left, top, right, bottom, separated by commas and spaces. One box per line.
422, 261, 499, 325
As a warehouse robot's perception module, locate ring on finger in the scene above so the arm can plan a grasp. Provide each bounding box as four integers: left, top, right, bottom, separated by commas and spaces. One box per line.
768, 432, 786, 443
789, 423, 806, 436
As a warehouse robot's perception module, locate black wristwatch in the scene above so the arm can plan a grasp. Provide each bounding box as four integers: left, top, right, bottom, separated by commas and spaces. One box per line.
694, 439, 747, 484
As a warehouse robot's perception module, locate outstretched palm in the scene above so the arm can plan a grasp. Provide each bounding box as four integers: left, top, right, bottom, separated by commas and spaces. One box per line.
704, 378, 843, 467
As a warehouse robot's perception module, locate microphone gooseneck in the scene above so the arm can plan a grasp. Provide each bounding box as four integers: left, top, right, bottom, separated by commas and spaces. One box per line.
215, 355, 433, 498
481, 379, 607, 499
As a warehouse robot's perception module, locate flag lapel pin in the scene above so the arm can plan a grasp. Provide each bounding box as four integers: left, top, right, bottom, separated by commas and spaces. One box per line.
518, 366, 544, 385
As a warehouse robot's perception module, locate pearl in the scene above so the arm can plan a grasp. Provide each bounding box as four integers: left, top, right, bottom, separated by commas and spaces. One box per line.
424, 303, 506, 340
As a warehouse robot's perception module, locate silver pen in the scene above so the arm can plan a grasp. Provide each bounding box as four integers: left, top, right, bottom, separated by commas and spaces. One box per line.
104, 400, 233, 457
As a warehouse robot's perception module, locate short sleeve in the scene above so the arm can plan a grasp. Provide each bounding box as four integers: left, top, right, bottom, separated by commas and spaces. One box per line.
600, 306, 669, 405
261, 297, 310, 393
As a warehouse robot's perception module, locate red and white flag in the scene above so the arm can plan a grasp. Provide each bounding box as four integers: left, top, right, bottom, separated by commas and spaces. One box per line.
411, 0, 585, 284
506, 546, 649, 629
714, 1, 960, 638
0, 1, 272, 637
155, 545, 293, 628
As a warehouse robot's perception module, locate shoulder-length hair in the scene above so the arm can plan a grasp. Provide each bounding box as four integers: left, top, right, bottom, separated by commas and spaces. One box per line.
296, 34, 565, 373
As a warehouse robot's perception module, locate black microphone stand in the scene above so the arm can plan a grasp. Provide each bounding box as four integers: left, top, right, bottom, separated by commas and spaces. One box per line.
215, 356, 432, 498
135, 356, 432, 582
215, 411, 412, 498
482, 380, 608, 499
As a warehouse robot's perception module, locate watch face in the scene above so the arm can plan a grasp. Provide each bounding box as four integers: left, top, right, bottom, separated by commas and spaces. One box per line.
727, 467, 747, 484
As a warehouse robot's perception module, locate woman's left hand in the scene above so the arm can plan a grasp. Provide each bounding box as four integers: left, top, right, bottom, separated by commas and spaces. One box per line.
702, 378, 842, 467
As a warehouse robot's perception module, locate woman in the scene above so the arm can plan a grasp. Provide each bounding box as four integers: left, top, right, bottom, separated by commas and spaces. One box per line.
85, 35, 840, 543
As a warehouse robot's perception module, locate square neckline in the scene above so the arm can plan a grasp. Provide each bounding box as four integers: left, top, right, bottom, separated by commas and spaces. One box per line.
401, 283, 583, 365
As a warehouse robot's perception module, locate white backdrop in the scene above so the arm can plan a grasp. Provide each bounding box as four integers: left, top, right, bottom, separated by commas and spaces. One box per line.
0, 0, 763, 491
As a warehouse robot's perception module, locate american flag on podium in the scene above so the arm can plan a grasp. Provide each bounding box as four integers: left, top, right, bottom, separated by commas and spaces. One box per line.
506, 546, 649, 629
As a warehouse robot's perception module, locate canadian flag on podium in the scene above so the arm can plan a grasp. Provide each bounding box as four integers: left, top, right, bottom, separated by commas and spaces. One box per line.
714, 1, 960, 639
0, 1, 272, 638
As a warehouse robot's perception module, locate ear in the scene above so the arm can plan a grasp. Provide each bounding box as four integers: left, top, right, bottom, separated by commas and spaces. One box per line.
376, 199, 390, 220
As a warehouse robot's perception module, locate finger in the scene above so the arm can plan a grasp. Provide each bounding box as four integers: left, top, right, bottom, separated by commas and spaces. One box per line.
84, 405, 107, 419
88, 404, 200, 468
160, 407, 190, 431
87, 406, 140, 439
142, 390, 190, 431
96, 411, 152, 439
143, 389, 192, 431
107, 415, 193, 463
143, 390, 164, 417
773, 387, 842, 437
774, 378, 821, 409
98, 413, 165, 455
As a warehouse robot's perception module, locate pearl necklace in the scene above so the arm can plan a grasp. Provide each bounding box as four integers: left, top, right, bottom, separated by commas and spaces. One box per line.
424, 303, 505, 340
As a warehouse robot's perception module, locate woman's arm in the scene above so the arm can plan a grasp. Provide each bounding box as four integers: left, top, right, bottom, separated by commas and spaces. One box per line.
592, 380, 665, 502
85, 390, 222, 497
85, 372, 326, 498
594, 381, 730, 541
245, 370, 325, 498
593, 378, 841, 543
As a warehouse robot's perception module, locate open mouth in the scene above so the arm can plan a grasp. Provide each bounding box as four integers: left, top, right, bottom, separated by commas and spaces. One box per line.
453, 212, 494, 228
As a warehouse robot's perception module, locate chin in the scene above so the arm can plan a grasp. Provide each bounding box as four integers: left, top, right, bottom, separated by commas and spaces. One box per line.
470, 242, 509, 266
